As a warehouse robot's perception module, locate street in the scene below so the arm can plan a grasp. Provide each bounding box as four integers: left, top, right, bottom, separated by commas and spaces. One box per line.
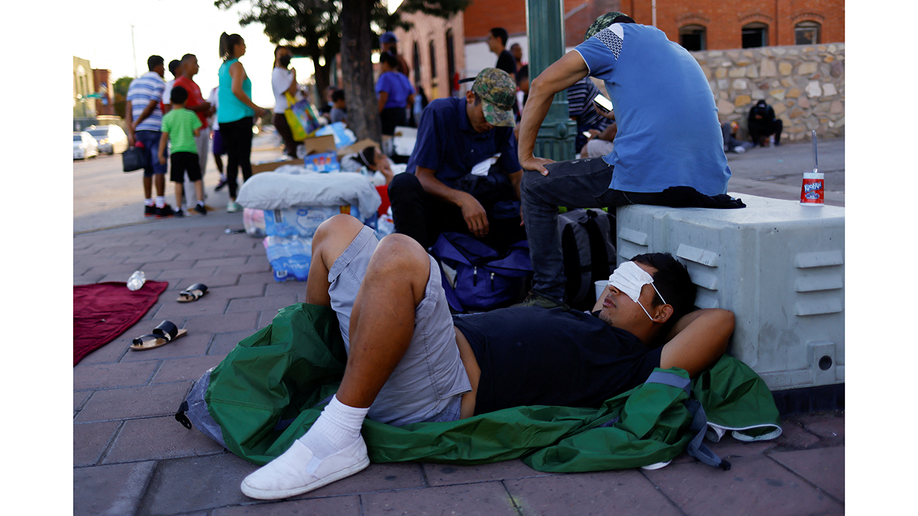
73, 134, 285, 234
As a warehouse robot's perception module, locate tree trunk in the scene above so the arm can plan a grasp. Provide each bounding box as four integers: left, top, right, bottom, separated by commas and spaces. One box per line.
312, 60, 331, 110
340, 0, 381, 143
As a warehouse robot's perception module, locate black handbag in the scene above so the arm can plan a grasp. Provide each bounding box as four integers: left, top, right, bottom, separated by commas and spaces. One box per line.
122, 146, 148, 172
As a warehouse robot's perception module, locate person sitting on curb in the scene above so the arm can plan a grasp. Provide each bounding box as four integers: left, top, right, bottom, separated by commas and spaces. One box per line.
238, 214, 734, 500
387, 68, 525, 253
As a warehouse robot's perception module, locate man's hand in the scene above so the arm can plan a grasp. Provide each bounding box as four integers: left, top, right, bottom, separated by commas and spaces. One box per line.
458, 192, 489, 237
158, 154, 166, 165
520, 155, 555, 176
594, 105, 616, 121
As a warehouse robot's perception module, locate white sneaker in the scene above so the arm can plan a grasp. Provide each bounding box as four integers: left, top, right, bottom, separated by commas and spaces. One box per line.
227, 201, 242, 213
240, 436, 370, 500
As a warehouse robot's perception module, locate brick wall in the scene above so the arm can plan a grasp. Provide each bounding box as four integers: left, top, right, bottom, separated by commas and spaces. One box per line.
394, 10, 466, 100
622, 0, 844, 48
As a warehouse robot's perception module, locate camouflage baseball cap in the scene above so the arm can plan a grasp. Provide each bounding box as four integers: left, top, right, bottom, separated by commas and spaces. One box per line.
471, 68, 516, 127
584, 12, 634, 41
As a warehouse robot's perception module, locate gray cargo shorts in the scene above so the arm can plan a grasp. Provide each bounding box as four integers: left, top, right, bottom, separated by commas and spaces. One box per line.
327, 226, 470, 426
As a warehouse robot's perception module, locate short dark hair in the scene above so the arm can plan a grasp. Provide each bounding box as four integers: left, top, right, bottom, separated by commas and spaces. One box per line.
380, 52, 399, 70
490, 27, 508, 46
147, 55, 164, 71
170, 85, 188, 105
631, 252, 696, 327
168, 60, 181, 76
181, 53, 196, 64
331, 89, 345, 102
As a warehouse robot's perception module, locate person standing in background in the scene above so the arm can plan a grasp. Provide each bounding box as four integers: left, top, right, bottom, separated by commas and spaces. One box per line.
272, 45, 300, 158
125, 55, 174, 219
218, 32, 268, 213
375, 53, 415, 136
207, 86, 227, 192
173, 54, 213, 199
380, 31, 410, 77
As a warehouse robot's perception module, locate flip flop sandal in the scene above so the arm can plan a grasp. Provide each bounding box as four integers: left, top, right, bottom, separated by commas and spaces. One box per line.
177, 283, 208, 303
130, 320, 187, 351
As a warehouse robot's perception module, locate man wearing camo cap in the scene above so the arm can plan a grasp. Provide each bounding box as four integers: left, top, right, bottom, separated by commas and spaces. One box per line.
388, 67, 526, 251
517, 12, 743, 310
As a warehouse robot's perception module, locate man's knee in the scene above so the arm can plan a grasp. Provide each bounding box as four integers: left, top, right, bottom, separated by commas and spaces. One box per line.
388, 171, 423, 201
313, 215, 367, 259
372, 233, 429, 273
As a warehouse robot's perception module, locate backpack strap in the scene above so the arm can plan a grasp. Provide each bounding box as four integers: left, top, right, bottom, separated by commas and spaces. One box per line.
645, 371, 730, 471
559, 210, 593, 303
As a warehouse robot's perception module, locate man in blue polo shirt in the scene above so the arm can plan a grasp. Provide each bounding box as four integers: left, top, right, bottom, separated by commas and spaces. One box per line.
388, 68, 525, 251
516, 12, 743, 309
126, 55, 174, 218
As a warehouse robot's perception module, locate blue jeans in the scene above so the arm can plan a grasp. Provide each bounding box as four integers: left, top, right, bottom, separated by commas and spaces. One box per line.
134, 130, 168, 177
521, 158, 664, 303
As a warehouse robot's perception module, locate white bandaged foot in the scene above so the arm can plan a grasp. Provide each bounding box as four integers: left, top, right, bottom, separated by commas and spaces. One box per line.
240, 436, 369, 500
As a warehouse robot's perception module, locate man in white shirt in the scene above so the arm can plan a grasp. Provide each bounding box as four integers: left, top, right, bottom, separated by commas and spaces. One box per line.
271, 45, 300, 158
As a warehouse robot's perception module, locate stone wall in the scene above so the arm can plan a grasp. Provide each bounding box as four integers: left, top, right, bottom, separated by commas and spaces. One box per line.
693, 43, 845, 142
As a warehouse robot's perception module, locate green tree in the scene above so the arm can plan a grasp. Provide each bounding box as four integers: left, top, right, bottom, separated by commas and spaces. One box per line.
112, 76, 133, 119
214, 0, 469, 142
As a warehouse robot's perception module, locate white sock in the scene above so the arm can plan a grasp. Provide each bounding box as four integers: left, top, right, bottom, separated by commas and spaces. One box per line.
144, 199, 154, 207
297, 395, 368, 459
155, 196, 166, 208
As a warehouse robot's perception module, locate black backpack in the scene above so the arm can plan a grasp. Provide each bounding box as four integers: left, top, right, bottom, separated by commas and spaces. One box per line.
559, 208, 617, 310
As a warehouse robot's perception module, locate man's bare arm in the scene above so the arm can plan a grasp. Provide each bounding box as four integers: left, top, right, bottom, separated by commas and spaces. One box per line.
659, 309, 734, 377
517, 51, 589, 175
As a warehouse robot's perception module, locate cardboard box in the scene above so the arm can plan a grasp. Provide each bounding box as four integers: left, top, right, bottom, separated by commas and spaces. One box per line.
251, 135, 337, 174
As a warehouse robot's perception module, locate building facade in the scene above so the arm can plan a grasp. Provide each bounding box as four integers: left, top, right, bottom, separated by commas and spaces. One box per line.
73, 56, 97, 120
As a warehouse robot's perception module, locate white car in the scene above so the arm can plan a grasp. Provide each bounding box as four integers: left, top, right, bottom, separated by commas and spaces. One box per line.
73, 131, 99, 160
86, 125, 129, 154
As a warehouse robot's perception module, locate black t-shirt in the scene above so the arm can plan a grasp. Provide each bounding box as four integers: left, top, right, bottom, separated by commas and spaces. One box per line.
495, 50, 517, 77
453, 307, 663, 415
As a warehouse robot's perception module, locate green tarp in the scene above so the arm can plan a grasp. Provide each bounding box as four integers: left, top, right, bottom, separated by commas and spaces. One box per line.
205, 303, 781, 471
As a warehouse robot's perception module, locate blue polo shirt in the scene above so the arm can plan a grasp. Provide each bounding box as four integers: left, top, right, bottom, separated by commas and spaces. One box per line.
406, 97, 521, 188
574, 23, 731, 196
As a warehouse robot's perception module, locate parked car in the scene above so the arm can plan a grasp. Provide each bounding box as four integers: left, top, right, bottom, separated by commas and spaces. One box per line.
73, 131, 99, 160
86, 125, 129, 154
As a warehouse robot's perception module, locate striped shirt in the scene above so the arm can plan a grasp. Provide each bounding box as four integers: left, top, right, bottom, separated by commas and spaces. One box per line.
127, 71, 165, 132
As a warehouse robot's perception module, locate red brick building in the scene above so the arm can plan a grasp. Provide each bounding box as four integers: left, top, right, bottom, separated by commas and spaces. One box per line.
396, 0, 844, 100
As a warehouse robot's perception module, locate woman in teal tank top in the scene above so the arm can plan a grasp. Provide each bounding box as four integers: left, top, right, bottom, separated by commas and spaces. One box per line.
218, 32, 267, 212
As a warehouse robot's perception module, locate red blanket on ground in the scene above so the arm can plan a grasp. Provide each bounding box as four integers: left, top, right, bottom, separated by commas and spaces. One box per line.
73, 281, 169, 365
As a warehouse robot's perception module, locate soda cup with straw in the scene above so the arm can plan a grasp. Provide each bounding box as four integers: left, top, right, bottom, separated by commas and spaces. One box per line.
800, 130, 824, 206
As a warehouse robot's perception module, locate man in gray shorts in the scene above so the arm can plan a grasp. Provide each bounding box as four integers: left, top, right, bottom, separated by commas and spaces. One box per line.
240, 215, 735, 500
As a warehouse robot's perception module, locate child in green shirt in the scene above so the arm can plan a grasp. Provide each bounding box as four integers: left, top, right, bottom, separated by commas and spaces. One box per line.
159, 86, 206, 216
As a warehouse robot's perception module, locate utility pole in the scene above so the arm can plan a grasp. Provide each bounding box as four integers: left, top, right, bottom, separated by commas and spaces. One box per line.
131, 24, 138, 78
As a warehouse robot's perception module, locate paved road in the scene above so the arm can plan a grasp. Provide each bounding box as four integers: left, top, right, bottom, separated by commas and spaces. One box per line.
73, 135, 844, 234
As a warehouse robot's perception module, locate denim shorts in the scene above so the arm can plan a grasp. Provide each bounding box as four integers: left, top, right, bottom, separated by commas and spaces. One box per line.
134, 130, 168, 177
327, 226, 470, 426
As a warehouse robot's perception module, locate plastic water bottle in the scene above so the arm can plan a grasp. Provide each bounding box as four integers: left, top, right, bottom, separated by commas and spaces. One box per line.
127, 270, 146, 291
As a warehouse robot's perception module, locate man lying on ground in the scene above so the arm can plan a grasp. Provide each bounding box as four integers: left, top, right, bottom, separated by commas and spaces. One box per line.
239, 215, 735, 500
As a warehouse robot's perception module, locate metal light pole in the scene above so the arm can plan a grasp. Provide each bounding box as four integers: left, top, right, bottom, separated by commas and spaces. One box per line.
131, 24, 138, 78
526, 0, 576, 161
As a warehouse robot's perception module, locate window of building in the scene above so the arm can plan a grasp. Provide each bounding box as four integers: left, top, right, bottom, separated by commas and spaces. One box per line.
429, 40, 437, 79
795, 22, 821, 45
742, 22, 769, 48
679, 25, 706, 51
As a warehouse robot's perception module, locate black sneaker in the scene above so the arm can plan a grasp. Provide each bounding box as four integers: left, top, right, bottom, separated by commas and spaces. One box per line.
156, 205, 175, 219
215, 178, 227, 192
174, 208, 185, 218
193, 203, 207, 215
144, 205, 156, 217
